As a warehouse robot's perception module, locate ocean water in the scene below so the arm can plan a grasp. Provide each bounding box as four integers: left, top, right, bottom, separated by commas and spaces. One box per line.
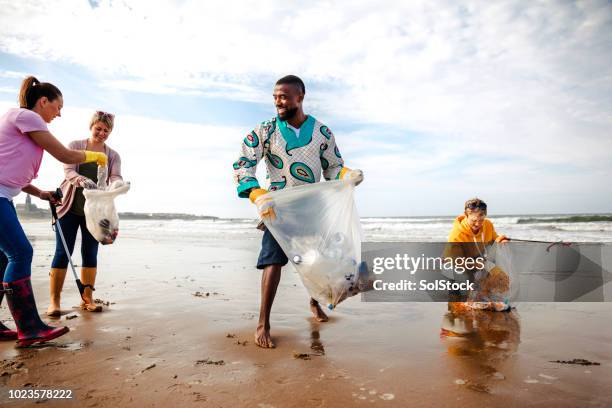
361, 214, 612, 242
22, 214, 612, 243
109, 214, 612, 243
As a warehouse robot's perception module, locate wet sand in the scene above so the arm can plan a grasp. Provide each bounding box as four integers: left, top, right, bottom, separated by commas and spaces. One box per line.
0, 221, 611, 407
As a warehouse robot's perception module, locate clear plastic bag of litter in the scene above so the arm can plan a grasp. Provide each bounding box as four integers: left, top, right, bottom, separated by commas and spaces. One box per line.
82, 165, 130, 245
261, 179, 363, 310
441, 241, 516, 311
465, 242, 515, 311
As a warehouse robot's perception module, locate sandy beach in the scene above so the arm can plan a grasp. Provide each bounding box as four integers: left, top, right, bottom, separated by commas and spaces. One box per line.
1, 1, 611, 406
0, 220, 611, 407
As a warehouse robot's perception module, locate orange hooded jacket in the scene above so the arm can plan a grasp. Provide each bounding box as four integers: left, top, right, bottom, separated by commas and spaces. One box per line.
445, 215, 500, 260
448, 215, 499, 243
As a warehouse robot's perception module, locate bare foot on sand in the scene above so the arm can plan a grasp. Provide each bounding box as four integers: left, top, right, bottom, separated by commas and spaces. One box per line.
310, 299, 329, 322
254, 324, 275, 348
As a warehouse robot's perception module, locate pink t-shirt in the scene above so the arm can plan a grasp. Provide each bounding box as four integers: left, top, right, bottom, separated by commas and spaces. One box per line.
0, 108, 48, 192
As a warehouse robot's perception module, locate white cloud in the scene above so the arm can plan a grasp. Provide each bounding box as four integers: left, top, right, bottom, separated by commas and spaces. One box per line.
0, 86, 17, 94
0, 100, 256, 217
99, 77, 269, 102
0, 69, 28, 79
1, 0, 611, 214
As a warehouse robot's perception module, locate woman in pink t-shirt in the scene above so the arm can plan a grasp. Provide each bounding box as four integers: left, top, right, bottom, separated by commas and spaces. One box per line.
0, 76, 108, 347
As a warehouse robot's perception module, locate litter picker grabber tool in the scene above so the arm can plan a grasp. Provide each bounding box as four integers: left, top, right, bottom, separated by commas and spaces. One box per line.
50, 188, 94, 301
508, 237, 572, 252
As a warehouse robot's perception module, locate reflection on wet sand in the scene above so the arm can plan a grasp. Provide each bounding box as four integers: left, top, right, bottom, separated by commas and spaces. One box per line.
310, 320, 325, 356
440, 303, 521, 393
2, 223, 609, 406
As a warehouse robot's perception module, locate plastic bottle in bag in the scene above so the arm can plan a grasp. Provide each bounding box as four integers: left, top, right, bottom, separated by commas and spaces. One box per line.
262, 179, 362, 309
82, 166, 130, 245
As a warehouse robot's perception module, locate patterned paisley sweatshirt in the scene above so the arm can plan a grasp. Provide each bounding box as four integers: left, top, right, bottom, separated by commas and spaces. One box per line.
233, 115, 344, 198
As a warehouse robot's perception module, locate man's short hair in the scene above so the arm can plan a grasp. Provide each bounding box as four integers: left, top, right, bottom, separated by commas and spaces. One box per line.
275, 75, 305, 95
464, 197, 487, 214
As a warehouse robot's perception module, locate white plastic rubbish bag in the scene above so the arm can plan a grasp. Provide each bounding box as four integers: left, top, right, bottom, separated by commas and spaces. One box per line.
82, 166, 130, 245
262, 179, 363, 310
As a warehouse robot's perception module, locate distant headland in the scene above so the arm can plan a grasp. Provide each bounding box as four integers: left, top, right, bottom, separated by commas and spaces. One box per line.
15, 195, 218, 221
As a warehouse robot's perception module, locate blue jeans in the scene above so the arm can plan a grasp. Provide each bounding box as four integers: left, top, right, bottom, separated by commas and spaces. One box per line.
51, 211, 99, 268
0, 198, 33, 282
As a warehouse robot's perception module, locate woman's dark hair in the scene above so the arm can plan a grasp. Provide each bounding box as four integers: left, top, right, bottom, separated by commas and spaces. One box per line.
18, 76, 62, 109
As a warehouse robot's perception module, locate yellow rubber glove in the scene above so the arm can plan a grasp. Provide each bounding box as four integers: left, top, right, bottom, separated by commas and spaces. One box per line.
84, 150, 108, 166
249, 188, 268, 203
339, 167, 364, 186
249, 188, 276, 221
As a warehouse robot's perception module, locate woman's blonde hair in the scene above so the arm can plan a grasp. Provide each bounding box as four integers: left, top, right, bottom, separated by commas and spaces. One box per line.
89, 110, 115, 130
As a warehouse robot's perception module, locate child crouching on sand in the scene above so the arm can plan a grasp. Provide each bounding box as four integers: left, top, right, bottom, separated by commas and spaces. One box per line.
446, 198, 510, 312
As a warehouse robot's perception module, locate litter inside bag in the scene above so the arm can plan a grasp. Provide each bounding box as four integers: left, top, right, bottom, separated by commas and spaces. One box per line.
82, 165, 130, 245
262, 179, 363, 310
464, 243, 514, 311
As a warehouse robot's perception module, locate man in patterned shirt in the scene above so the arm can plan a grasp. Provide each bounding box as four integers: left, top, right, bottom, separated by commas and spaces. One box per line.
233, 75, 364, 348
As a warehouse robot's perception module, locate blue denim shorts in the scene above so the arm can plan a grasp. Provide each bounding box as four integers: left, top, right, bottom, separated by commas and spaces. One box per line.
256, 228, 288, 269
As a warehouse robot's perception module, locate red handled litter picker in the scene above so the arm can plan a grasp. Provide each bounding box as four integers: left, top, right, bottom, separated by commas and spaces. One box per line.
50, 188, 94, 301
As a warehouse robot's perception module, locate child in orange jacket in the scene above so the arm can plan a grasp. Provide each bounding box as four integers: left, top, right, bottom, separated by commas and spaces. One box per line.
446, 198, 510, 312
448, 198, 508, 244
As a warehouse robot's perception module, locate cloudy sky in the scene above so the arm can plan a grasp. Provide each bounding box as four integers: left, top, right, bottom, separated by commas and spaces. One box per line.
1, 0, 610, 217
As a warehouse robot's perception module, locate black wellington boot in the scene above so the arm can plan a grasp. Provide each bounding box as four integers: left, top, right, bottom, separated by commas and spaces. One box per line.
3, 277, 69, 347
0, 291, 18, 340
0, 259, 17, 340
